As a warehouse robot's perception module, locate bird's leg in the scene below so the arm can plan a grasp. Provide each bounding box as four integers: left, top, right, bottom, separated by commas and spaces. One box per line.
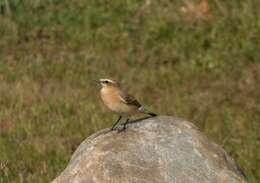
110, 116, 122, 131
122, 118, 130, 131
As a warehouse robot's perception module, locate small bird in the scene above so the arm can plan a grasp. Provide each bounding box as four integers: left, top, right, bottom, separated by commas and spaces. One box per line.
95, 78, 157, 131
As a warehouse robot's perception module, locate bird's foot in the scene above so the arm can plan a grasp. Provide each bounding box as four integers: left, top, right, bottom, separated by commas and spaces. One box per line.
117, 126, 127, 133
110, 126, 118, 131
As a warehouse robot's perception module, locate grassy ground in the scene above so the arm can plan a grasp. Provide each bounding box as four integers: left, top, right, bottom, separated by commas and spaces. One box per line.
0, 0, 259, 182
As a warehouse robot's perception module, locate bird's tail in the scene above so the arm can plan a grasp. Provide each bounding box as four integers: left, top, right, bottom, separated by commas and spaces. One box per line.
138, 106, 157, 117
147, 112, 157, 117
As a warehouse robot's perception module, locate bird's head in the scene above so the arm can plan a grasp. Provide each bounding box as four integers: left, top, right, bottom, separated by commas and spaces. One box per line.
94, 78, 120, 88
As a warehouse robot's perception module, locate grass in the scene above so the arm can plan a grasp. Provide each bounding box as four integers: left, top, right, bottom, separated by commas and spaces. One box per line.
0, 0, 259, 182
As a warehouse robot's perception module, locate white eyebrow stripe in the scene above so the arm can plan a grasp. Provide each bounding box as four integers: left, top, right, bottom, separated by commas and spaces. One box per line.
100, 79, 115, 83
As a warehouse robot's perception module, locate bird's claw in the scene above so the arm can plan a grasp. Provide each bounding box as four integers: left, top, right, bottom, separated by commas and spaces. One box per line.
117, 126, 127, 133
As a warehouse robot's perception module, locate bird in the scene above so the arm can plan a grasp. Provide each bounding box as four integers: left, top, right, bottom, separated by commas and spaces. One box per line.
94, 78, 157, 131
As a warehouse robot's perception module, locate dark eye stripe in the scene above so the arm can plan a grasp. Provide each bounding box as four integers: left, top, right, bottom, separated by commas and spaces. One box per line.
101, 80, 109, 83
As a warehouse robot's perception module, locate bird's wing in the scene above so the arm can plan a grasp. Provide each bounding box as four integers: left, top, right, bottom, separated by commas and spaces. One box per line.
119, 90, 142, 108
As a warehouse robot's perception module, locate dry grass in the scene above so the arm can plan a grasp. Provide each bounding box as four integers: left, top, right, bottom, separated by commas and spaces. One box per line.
0, 0, 259, 182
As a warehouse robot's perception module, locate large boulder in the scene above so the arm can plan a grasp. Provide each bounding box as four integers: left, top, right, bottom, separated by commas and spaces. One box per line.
52, 116, 246, 183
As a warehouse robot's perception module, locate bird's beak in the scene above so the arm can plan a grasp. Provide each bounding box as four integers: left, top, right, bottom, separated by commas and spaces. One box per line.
92, 80, 100, 85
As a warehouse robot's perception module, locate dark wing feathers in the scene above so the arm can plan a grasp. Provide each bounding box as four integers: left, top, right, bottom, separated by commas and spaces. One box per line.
119, 90, 142, 108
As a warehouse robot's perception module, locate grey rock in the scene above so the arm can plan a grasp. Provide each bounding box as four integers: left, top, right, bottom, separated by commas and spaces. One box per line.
52, 116, 246, 183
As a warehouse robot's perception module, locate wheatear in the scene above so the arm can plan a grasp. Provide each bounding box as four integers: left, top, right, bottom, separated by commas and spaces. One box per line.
95, 78, 157, 131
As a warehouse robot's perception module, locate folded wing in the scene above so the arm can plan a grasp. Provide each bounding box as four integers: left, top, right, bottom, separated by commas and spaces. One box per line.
119, 90, 142, 108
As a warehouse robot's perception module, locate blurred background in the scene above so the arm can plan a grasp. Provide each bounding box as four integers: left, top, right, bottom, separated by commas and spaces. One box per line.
0, 0, 259, 182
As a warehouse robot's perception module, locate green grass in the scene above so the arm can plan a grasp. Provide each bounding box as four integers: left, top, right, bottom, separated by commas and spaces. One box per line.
0, 0, 259, 182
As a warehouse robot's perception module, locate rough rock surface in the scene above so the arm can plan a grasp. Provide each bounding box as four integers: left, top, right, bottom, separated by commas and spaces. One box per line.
52, 116, 246, 183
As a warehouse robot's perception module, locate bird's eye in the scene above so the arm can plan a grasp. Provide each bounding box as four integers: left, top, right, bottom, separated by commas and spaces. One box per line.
104, 81, 109, 83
